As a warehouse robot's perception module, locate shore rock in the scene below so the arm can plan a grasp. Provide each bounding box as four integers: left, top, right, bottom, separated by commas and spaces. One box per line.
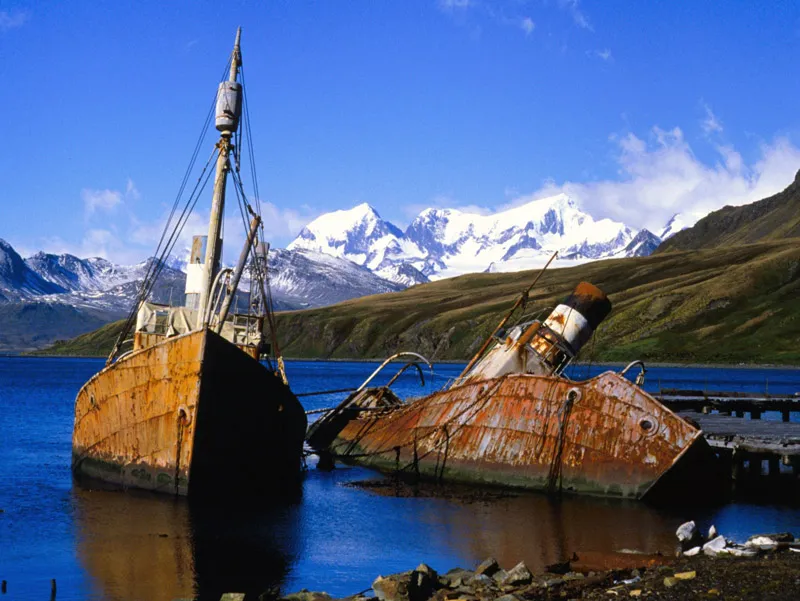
281, 590, 332, 601
676, 521, 698, 543
408, 564, 439, 601
703, 535, 727, 556
372, 573, 410, 601
474, 558, 500, 577
499, 562, 532, 587
440, 568, 474, 588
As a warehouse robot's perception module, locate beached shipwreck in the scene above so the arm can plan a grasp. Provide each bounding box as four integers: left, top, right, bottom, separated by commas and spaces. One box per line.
308, 272, 716, 500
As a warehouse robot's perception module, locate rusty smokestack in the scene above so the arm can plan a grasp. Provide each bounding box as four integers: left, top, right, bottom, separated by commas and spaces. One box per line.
464, 282, 611, 382
528, 282, 612, 373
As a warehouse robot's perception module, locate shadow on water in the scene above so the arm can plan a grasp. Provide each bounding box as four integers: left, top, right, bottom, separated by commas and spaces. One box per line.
72, 485, 304, 601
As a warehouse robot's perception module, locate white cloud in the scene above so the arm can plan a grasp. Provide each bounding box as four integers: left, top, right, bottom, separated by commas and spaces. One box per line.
82, 188, 123, 216
0, 10, 28, 32
558, 0, 593, 31
402, 194, 492, 222
438, 0, 473, 11
125, 178, 141, 201
504, 126, 800, 234
702, 103, 724, 135
520, 17, 535, 36
590, 48, 612, 61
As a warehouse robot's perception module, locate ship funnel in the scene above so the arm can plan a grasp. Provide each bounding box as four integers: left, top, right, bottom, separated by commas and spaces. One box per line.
526, 282, 612, 373
464, 282, 611, 383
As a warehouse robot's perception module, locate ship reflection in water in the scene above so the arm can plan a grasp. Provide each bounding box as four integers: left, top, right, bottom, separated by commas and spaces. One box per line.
410, 487, 678, 572
72, 470, 679, 600
73, 487, 303, 601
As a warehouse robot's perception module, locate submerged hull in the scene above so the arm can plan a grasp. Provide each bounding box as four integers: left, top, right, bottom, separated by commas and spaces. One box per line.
72, 329, 306, 496
320, 371, 707, 499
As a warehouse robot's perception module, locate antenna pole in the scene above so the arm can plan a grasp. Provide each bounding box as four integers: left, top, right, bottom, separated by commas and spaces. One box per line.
456, 251, 558, 381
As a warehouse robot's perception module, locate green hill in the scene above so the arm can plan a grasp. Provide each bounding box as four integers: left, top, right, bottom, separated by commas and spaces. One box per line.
657, 169, 800, 252
36, 240, 800, 365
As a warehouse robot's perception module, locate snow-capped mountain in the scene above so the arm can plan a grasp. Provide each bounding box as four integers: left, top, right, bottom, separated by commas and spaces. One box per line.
0, 238, 405, 350
288, 203, 426, 273
266, 248, 403, 308
289, 193, 667, 281
658, 213, 697, 240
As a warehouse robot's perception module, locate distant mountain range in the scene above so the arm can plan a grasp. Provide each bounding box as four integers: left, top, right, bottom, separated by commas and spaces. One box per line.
0, 189, 704, 351
0, 239, 401, 351
288, 193, 678, 283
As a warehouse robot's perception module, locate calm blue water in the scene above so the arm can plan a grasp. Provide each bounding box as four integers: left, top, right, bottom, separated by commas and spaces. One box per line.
1, 357, 800, 601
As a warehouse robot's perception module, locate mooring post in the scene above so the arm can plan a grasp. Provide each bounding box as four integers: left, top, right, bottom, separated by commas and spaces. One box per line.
731, 450, 741, 478
783, 410, 791, 423
751, 410, 762, 420
748, 455, 763, 478
1, 580, 6, 594
50, 579, 56, 601
768, 456, 780, 480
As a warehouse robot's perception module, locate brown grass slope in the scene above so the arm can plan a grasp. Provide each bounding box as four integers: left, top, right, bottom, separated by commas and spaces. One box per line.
35, 241, 800, 364
658, 169, 800, 252
274, 240, 800, 364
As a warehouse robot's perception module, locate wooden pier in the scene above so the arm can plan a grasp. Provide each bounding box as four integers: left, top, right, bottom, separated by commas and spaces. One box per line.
656, 389, 800, 495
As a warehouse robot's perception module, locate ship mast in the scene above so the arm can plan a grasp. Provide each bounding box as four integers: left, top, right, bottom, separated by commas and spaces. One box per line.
196, 27, 243, 329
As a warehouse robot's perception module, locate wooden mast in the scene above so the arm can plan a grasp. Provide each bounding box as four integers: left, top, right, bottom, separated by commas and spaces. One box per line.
196, 27, 242, 329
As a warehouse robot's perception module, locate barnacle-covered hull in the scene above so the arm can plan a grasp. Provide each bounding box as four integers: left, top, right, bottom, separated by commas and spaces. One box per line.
72, 329, 307, 496
322, 371, 706, 499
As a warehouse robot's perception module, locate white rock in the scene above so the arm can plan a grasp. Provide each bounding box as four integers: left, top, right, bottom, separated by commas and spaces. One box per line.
708, 525, 718, 540
746, 536, 777, 547
683, 546, 701, 557
703, 535, 727, 556
722, 547, 759, 557
676, 521, 698, 543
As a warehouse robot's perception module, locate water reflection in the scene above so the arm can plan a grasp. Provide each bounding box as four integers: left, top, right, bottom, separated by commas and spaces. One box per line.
452, 493, 676, 570
73, 488, 303, 601
360, 484, 678, 573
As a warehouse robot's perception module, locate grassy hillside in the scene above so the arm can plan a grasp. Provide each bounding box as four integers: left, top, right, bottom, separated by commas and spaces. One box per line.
38, 240, 800, 365
0, 302, 114, 352
658, 169, 800, 252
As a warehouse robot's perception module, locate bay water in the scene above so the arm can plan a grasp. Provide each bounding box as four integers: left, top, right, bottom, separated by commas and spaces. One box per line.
1, 357, 799, 600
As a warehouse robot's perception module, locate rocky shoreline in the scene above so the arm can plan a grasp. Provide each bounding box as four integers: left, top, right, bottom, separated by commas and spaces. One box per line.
226, 526, 800, 601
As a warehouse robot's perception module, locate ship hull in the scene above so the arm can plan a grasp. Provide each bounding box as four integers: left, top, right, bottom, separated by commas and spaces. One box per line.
321, 372, 708, 500
72, 329, 306, 497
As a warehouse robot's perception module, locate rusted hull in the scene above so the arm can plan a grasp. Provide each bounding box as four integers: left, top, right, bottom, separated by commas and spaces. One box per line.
72, 329, 306, 496
323, 372, 705, 499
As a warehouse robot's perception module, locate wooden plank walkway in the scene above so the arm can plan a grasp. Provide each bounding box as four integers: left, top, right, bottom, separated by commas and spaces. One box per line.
678, 412, 800, 457
657, 389, 800, 421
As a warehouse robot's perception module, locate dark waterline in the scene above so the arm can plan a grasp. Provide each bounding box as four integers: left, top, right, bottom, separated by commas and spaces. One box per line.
1, 357, 799, 601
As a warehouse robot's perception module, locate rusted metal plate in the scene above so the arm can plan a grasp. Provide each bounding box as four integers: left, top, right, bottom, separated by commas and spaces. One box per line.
74, 330, 206, 495
326, 371, 703, 499
74, 328, 307, 497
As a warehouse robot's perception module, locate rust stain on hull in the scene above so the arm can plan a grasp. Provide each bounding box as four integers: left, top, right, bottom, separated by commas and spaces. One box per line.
73, 329, 307, 496
321, 371, 704, 499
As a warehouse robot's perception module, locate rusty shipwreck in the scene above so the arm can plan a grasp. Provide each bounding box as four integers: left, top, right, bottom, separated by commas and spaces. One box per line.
307, 263, 715, 500
72, 29, 306, 496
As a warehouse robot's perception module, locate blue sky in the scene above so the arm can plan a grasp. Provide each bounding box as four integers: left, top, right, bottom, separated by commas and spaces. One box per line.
1, 1, 800, 263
